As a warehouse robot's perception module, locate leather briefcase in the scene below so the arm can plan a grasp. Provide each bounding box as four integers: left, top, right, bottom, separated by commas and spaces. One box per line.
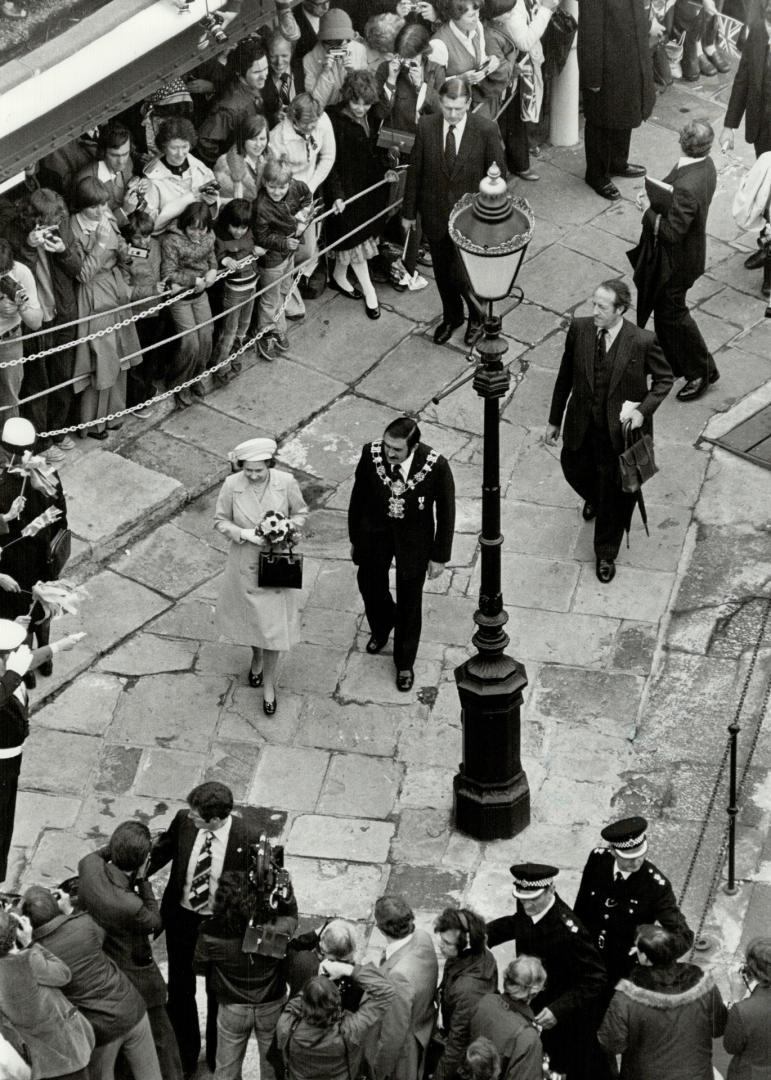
619, 426, 658, 494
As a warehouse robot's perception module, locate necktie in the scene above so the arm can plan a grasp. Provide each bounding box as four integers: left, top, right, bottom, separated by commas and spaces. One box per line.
189, 832, 213, 911
279, 73, 292, 105
445, 124, 457, 171
614, 871, 623, 883
596, 327, 607, 364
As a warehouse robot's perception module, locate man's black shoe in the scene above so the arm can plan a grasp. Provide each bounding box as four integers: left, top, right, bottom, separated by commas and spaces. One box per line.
433, 320, 463, 345
366, 634, 390, 654
676, 372, 718, 401
396, 668, 415, 692
596, 558, 616, 584
582, 502, 597, 521
611, 163, 646, 178
592, 182, 621, 201
464, 320, 483, 347
745, 248, 766, 270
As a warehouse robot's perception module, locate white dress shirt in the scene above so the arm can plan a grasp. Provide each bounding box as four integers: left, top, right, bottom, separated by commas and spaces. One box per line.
442, 114, 468, 155
393, 449, 416, 483
600, 317, 623, 350
181, 814, 233, 913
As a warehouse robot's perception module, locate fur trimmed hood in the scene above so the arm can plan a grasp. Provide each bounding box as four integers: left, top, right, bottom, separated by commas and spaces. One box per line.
616, 964, 715, 1010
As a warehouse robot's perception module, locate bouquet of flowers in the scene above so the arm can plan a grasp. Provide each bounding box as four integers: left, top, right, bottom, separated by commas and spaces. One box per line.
256, 510, 299, 549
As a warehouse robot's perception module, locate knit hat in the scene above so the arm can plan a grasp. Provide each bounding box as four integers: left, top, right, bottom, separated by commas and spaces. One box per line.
148, 78, 193, 107
318, 8, 354, 40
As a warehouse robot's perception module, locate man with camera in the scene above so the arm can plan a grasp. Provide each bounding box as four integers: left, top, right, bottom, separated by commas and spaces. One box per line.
303, 9, 368, 108
194, 859, 297, 1080
78, 820, 185, 1080
0, 239, 43, 418
74, 122, 160, 229
146, 782, 267, 1077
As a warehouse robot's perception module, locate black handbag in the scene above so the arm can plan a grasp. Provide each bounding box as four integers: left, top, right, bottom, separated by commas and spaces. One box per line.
258, 549, 303, 589
47, 527, 72, 578
541, 7, 578, 78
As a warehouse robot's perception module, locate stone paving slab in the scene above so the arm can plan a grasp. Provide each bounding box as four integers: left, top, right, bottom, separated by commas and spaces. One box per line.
317, 754, 403, 819
356, 335, 471, 415
571, 564, 675, 622
287, 815, 395, 863
280, 395, 394, 483
134, 748, 207, 800
97, 633, 198, 675
33, 673, 122, 735
288, 304, 415, 383
294, 698, 402, 758
108, 673, 231, 751
249, 746, 330, 812
117, 430, 226, 497
111, 524, 220, 599
64, 451, 183, 551
284, 857, 390, 920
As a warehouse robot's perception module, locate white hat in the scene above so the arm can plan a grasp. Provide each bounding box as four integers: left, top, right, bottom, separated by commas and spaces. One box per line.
1, 418, 36, 449
228, 438, 277, 464
0, 620, 26, 651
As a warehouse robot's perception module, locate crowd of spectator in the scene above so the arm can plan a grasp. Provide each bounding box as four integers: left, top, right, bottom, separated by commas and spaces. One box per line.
1, 0, 766, 460
0, 791, 768, 1080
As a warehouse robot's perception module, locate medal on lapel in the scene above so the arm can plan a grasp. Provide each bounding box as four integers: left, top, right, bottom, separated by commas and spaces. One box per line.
371, 441, 439, 520
389, 479, 406, 519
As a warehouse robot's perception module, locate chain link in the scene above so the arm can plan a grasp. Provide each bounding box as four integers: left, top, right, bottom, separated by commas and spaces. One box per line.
37, 270, 300, 438
679, 597, 771, 949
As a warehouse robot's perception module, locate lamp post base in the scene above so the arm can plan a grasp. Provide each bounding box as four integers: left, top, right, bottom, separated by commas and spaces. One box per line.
453, 653, 530, 840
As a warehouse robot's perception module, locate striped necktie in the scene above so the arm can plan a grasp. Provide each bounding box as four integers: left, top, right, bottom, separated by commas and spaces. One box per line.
189, 832, 213, 911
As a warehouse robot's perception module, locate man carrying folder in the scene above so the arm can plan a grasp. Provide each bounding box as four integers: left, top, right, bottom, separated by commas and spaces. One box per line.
637, 119, 720, 402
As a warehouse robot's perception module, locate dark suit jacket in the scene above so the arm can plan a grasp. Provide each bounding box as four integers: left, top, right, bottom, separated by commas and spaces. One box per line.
724, 20, 771, 146
294, 6, 319, 64
644, 156, 716, 287
147, 808, 261, 918
348, 441, 456, 577
548, 317, 673, 454
402, 112, 505, 242
723, 985, 771, 1080
371, 930, 438, 1080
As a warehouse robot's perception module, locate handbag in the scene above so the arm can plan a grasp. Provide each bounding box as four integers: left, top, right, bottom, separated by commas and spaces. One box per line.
258, 549, 303, 589
541, 6, 577, 78
376, 126, 415, 157
47, 527, 72, 578
618, 424, 658, 494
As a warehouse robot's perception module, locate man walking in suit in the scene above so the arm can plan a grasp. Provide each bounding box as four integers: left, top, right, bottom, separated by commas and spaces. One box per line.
370, 895, 438, 1080
546, 279, 672, 584
348, 417, 455, 692
640, 120, 719, 402
147, 782, 262, 1077
402, 75, 504, 346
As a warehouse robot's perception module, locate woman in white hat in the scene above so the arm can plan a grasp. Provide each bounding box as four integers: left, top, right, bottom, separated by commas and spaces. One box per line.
214, 437, 307, 714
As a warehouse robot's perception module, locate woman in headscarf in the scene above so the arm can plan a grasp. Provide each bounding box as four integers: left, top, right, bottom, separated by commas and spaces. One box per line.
214, 437, 308, 715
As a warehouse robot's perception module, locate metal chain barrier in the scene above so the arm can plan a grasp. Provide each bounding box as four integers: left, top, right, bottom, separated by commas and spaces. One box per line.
35, 194, 404, 438
678, 597, 771, 954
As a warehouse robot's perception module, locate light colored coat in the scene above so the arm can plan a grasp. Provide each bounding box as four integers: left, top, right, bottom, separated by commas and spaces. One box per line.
214, 469, 307, 650
371, 930, 439, 1080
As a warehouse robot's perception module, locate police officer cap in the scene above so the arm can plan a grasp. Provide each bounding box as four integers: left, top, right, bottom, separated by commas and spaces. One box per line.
0, 619, 26, 651
601, 816, 648, 859
509, 862, 559, 899
1, 418, 36, 449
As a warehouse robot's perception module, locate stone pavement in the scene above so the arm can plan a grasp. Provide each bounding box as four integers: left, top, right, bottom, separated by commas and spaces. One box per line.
6, 73, 771, 1068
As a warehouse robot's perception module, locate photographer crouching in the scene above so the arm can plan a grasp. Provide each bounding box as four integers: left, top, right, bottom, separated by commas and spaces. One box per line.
194, 835, 298, 1080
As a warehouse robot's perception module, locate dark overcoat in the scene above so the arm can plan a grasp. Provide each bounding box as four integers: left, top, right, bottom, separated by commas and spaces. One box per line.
578, 0, 655, 130
643, 156, 716, 288
325, 105, 391, 251
724, 20, 771, 146
574, 848, 694, 985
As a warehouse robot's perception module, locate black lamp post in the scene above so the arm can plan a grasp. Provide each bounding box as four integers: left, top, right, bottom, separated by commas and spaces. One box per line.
447, 163, 534, 840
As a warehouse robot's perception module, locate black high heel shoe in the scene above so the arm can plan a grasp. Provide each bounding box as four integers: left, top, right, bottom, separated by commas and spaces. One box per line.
262, 693, 277, 716
248, 669, 263, 688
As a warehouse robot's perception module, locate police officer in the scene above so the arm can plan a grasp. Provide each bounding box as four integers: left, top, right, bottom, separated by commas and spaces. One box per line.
573, 816, 694, 989
487, 863, 607, 1080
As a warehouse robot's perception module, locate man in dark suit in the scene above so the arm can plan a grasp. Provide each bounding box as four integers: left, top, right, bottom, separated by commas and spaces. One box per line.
78, 820, 185, 1080
574, 817, 694, 994
546, 279, 672, 584
487, 864, 608, 1080
370, 895, 438, 1080
578, 0, 653, 200
348, 416, 455, 692
402, 75, 504, 346
721, 1, 771, 273
641, 120, 719, 402
147, 782, 263, 1077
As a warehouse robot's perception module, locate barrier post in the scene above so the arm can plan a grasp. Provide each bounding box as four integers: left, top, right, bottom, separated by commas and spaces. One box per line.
549, 0, 580, 147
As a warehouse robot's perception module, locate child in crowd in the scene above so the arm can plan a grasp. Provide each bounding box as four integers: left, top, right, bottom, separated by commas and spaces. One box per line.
212, 199, 264, 383
160, 200, 218, 409
123, 210, 163, 417
252, 156, 312, 362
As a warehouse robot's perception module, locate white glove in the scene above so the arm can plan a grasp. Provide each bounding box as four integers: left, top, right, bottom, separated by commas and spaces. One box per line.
6, 644, 32, 676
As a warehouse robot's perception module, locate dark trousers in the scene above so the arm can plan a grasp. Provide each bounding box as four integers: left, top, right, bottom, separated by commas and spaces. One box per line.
357, 550, 427, 670
0, 755, 21, 883
584, 122, 632, 189
500, 88, 530, 174
165, 906, 218, 1074
428, 233, 480, 327
561, 425, 636, 560
653, 282, 717, 382
20, 323, 76, 448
